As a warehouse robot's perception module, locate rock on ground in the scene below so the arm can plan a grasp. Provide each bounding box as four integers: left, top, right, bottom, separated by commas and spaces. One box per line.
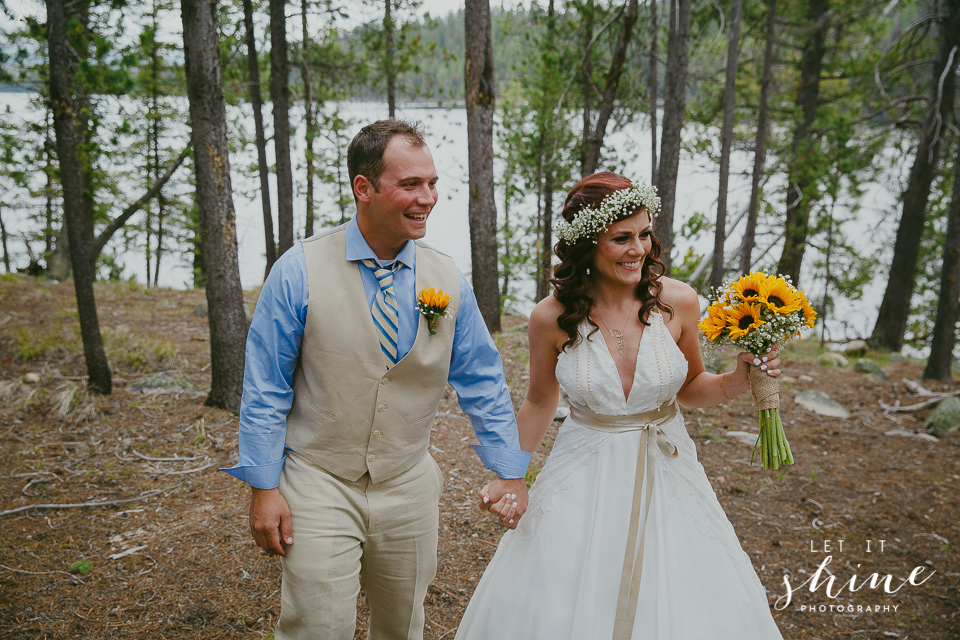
127, 373, 204, 396
842, 339, 869, 356
924, 396, 960, 438
855, 358, 888, 380
819, 352, 849, 367
794, 389, 851, 419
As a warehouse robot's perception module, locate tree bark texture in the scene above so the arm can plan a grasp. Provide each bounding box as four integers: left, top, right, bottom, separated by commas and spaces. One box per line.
710, 0, 743, 289
580, 0, 593, 171
649, 0, 659, 186
656, 0, 692, 273
464, 0, 500, 333
301, 0, 316, 238
538, 175, 554, 302
740, 0, 777, 274
776, 0, 829, 284
581, 0, 639, 176
271, 0, 294, 256
872, 3, 960, 352
243, 0, 277, 276
0, 206, 8, 273
924, 143, 960, 381
181, 0, 249, 412
46, 0, 112, 394
385, 0, 396, 118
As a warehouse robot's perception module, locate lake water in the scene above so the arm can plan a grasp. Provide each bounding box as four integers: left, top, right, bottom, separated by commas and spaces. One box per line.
0, 93, 908, 344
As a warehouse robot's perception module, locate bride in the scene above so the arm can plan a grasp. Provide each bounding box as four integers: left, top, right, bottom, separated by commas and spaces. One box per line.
457, 172, 785, 639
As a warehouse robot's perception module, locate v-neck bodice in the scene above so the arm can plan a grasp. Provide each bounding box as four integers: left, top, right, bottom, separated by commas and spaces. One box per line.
556, 311, 688, 416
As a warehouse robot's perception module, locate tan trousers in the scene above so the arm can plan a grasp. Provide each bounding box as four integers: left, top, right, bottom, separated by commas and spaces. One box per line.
275, 449, 444, 640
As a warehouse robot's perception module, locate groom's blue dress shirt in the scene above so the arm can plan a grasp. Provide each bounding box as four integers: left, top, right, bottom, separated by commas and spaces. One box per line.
222, 218, 531, 490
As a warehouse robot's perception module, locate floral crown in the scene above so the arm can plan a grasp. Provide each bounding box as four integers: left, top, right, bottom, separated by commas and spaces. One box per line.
555, 183, 661, 244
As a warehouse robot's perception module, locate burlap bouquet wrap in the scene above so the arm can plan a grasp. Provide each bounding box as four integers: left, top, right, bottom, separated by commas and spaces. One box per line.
748, 364, 779, 411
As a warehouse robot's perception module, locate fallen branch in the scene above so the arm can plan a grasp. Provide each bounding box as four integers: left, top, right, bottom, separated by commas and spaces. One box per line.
0, 485, 177, 518
145, 462, 214, 476
132, 450, 202, 462
108, 545, 147, 560
880, 395, 955, 413
0, 563, 83, 583
902, 378, 960, 399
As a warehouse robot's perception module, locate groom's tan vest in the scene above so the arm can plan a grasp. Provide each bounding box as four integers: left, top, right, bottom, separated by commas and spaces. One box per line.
284, 226, 460, 484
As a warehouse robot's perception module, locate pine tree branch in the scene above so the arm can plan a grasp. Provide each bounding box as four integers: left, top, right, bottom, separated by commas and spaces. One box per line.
89, 146, 190, 262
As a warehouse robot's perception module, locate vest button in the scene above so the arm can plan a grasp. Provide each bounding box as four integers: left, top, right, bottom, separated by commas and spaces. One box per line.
381, 378, 389, 385
372, 430, 381, 438
377, 404, 386, 412
368, 454, 376, 462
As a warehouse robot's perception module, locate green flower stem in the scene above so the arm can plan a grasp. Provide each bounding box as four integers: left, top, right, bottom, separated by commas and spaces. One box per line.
751, 408, 794, 470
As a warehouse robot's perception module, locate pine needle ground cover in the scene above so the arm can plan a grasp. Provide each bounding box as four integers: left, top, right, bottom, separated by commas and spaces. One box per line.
0, 279, 956, 639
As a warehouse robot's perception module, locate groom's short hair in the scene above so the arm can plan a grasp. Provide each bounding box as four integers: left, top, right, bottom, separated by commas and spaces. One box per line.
348, 119, 427, 193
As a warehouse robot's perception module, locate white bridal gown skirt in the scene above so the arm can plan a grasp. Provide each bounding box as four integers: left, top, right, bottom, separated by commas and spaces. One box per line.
454, 414, 784, 640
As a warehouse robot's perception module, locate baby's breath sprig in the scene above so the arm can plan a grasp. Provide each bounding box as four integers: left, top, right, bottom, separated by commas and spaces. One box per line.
555, 183, 661, 244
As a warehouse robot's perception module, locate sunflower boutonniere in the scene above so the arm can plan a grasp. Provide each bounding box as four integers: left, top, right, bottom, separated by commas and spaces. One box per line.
417, 288, 452, 335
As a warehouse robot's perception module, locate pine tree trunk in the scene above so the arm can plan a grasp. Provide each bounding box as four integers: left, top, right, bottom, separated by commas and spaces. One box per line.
538, 175, 554, 302
776, 0, 829, 284
924, 144, 960, 381
0, 205, 10, 273
580, 0, 593, 171
649, 0, 659, 186
46, 0, 112, 394
871, 4, 960, 352
182, 0, 249, 412
464, 0, 500, 333
271, 0, 294, 256
581, 0, 639, 176
302, 0, 316, 238
710, 0, 743, 290
243, 0, 276, 276
385, 0, 396, 118
656, 0, 692, 273
740, 0, 777, 274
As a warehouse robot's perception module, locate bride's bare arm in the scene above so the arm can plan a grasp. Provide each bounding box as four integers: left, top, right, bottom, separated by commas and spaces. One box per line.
517, 297, 565, 453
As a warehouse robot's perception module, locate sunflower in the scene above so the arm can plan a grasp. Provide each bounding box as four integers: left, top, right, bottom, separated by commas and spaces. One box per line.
699, 303, 728, 341
726, 302, 765, 339
417, 287, 451, 311
730, 272, 767, 303
760, 277, 801, 314
801, 301, 817, 328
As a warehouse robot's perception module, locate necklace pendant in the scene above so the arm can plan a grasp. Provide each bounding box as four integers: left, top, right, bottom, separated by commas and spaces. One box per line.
617, 339, 625, 354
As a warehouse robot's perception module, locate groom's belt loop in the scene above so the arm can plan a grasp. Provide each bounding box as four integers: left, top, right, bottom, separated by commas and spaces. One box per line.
569, 401, 680, 640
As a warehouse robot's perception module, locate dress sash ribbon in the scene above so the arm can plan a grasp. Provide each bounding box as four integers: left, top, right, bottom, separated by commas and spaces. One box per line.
569, 401, 680, 640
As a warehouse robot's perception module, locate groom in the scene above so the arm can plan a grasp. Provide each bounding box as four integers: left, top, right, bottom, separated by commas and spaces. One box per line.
223, 119, 530, 640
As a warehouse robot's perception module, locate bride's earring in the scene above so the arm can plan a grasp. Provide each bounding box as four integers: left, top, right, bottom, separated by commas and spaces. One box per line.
586, 267, 591, 275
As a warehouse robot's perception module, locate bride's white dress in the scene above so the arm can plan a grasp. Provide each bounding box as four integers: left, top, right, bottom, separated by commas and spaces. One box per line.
455, 312, 784, 639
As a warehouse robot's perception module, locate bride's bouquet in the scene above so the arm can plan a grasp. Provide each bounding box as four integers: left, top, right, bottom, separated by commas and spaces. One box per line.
698, 272, 816, 470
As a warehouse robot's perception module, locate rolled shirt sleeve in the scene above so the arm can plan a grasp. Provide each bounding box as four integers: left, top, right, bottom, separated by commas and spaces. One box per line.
447, 271, 531, 479
220, 245, 308, 489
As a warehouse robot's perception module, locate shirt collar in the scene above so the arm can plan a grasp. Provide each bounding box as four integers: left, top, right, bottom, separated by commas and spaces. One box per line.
345, 216, 415, 269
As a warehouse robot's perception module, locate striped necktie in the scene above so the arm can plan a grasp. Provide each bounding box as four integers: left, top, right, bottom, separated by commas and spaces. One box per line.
361, 258, 402, 368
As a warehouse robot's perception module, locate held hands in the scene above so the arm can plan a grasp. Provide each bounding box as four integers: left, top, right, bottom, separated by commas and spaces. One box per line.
249, 487, 293, 556
725, 345, 783, 398
479, 477, 528, 530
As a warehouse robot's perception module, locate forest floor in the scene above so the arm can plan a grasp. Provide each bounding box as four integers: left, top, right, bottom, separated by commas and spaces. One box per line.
0, 277, 957, 640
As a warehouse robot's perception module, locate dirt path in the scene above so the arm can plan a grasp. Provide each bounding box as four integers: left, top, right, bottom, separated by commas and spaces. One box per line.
0, 279, 957, 639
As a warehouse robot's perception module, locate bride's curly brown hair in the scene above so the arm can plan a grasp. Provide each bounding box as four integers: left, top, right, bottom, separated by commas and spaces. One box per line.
551, 172, 673, 351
